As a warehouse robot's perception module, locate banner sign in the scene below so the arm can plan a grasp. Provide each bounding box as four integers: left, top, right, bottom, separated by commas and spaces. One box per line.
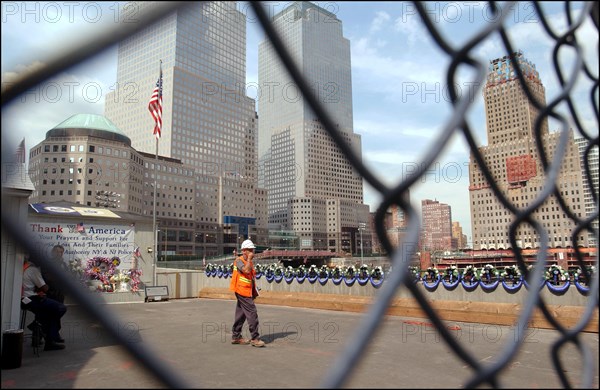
28, 221, 136, 270
30, 203, 121, 218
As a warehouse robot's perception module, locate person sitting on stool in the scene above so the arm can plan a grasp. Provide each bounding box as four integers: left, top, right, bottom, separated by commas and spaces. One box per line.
21, 255, 67, 351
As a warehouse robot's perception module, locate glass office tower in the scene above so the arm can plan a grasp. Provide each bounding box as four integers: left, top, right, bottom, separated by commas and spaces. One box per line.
105, 2, 266, 250
258, 1, 369, 251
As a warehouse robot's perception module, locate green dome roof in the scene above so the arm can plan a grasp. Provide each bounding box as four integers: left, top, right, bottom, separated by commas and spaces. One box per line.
47, 114, 131, 146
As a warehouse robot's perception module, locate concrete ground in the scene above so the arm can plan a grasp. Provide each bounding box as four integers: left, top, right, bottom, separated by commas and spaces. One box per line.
1, 298, 598, 388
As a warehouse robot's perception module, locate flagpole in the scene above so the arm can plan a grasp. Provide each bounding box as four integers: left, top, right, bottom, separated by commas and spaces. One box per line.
149, 60, 162, 287
152, 137, 158, 286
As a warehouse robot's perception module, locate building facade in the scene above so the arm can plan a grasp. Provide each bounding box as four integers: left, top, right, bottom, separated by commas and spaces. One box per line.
28, 114, 227, 257
420, 199, 454, 251
575, 137, 599, 247
104, 2, 267, 248
28, 114, 144, 213
257, 1, 370, 252
469, 52, 589, 250
452, 221, 468, 250
368, 194, 412, 255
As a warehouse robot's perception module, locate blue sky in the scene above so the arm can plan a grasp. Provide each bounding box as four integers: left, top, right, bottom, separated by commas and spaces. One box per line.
2, 1, 598, 244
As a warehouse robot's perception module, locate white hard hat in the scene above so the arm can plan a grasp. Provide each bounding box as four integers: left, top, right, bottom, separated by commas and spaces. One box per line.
241, 239, 256, 249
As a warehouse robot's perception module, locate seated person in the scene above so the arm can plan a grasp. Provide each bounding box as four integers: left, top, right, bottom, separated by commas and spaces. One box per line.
42, 244, 66, 303
22, 256, 67, 351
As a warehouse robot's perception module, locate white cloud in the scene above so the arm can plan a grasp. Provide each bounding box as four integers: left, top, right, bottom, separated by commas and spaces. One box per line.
352, 36, 442, 81
393, 12, 428, 46
1, 2, 126, 72
355, 119, 436, 138
2, 68, 110, 150
369, 11, 390, 33
1, 61, 47, 84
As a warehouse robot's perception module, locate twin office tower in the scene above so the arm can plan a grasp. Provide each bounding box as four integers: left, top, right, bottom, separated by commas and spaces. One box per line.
104, 1, 370, 252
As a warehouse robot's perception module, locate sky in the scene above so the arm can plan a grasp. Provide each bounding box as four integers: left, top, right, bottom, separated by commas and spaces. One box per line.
2, 1, 598, 245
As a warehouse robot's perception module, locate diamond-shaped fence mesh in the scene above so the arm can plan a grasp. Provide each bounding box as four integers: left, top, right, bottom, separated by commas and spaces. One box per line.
1, 1, 598, 388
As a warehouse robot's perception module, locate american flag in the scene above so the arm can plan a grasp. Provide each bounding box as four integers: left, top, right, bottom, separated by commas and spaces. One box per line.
134, 246, 141, 257
148, 65, 163, 139
76, 222, 85, 232
15, 138, 25, 164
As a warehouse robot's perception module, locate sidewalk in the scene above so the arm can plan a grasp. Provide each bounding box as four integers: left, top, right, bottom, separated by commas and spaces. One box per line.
2, 298, 598, 388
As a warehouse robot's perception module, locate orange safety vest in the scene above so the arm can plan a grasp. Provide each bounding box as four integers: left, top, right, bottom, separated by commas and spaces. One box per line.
229, 256, 256, 298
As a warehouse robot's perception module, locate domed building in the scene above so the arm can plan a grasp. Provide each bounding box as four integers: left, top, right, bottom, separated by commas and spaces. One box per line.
27, 113, 207, 257
28, 113, 144, 213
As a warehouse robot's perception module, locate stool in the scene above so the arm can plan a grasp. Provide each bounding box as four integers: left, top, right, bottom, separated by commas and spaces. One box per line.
19, 305, 41, 357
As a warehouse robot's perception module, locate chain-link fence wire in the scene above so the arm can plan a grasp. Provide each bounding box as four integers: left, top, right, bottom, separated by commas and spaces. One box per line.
1, 1, 598, 388
250, 2, 597, 388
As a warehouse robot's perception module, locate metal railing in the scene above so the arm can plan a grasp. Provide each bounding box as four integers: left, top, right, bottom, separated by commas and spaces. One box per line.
2, 1, 598, 388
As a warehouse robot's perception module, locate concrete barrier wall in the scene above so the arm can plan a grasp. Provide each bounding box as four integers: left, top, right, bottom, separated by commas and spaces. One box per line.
152, 268, 598, 332
157, 268, 592, 306
156, 270, 203, 299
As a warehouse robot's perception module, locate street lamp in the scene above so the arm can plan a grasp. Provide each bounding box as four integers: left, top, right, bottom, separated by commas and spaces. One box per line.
157, 227, 168, 261
164, 228, 168, 260
157, 229, 161, 260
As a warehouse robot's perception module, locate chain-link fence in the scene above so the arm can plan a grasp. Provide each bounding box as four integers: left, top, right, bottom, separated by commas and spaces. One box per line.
2, 1, 598, 388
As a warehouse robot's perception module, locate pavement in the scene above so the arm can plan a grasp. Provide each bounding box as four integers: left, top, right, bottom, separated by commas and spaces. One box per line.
1, 297, 598, 389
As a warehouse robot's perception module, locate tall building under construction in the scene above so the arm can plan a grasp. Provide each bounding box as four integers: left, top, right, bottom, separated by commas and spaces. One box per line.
469, 51, 589, 250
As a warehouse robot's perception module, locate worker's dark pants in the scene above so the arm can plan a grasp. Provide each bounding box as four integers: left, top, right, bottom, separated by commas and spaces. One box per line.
232, 293, 259, 340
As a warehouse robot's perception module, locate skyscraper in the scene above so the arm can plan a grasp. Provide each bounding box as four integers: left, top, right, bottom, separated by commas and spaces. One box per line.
575, 136, 599, 247
452, 221, 468, 250
258, 1, 369, 252
469, 51, 589, 250
105, 2, 266, 247
421, 199, 453, 251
